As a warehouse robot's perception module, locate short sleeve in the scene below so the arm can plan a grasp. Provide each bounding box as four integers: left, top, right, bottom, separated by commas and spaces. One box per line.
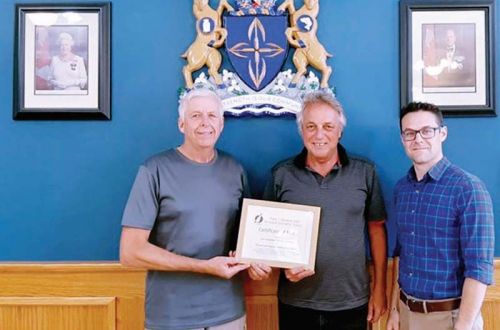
392, 183, 401, 257
365, 165, 387, 222
241, 168, 251, 199
121, 165, 159, 230
262, 174, 278, 201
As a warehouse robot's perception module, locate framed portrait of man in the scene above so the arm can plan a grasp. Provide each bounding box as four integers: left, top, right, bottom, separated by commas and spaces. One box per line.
400, 0, 495, 117
421, 23, 476, 90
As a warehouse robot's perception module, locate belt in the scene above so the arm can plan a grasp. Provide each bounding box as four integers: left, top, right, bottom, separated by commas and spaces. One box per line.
400, 290, 461, 313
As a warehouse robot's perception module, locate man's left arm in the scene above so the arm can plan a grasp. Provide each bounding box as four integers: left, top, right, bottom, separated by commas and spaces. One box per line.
454, 278, 487, 330
367, 220, 388, 323
456, 178, 495, 330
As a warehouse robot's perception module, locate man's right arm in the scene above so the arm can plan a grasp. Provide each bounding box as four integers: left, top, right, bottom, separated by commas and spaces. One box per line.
120, 227, 248, 279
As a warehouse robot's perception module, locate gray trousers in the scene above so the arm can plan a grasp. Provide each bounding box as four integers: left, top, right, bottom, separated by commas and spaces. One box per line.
146, 315, 246, 330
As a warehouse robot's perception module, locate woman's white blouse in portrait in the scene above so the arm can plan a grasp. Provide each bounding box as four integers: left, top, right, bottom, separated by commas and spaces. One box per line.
48, 32, 88, 90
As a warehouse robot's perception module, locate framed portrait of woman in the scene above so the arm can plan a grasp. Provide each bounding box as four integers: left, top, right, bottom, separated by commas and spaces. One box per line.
14, 3, 111, 120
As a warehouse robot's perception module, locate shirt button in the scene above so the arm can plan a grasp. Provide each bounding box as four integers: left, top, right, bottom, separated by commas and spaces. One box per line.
415, 190, 419, 194
411, 210, 415, 214
411, 231, 415, 235
409, 273, 413, 277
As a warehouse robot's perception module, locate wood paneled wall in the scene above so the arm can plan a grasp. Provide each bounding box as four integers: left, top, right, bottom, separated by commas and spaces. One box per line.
0, 260, 498, 330
0, 264, 144, 330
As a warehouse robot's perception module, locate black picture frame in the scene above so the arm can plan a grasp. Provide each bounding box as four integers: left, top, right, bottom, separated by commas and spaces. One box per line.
14, 3, 111, 120
400, 0, 495, 117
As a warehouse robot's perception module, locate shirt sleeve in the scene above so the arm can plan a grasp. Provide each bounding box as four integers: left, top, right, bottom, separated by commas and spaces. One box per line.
365, 165, 387, 222
231, 166, 252, 250
458, 178, 495, 285
121, 165, 159, 230
392, 184, 401, 257
241, 168, 251, 199
262, 171, 279, 202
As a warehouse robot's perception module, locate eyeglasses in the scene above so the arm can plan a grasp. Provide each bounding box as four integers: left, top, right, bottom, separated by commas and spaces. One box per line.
401, 126, 442, 141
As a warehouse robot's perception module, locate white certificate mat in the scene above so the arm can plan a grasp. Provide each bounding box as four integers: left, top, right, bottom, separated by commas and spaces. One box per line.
235, 198, 321, 270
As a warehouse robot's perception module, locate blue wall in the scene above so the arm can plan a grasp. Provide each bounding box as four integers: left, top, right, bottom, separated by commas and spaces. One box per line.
0, 0, 498, 260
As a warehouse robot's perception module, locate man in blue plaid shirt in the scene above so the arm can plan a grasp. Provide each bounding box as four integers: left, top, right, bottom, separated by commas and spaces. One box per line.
387, 102, 494, 330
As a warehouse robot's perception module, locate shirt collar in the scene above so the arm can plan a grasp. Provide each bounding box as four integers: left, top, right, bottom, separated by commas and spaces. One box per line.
293, 144, 349, 169
406, 157, 451, 182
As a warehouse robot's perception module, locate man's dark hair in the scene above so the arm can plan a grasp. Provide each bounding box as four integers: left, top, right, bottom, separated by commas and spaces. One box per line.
400, 102, 444, 130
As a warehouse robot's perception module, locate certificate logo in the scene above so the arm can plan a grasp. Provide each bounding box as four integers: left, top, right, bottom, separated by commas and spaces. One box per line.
254, 213, 264, 224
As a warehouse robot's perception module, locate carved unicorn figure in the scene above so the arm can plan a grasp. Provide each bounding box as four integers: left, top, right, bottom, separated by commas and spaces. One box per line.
181, 0, 234, 88
278, 0, 332, 88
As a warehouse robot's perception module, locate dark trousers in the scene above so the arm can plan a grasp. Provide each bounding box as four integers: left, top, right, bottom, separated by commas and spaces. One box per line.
279, 301, 368, 330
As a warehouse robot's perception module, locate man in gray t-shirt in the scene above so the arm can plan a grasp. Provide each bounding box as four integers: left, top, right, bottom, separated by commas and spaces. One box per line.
249, 90, 388, 330
120, 89, 249, 330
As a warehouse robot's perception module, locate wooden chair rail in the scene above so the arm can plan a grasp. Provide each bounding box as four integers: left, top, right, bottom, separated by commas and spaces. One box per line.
0, 259, 498, 330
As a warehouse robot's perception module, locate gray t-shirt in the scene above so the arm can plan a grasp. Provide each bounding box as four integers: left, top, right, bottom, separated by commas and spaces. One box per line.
265, 145, 386, 311
122, 148, 249, 330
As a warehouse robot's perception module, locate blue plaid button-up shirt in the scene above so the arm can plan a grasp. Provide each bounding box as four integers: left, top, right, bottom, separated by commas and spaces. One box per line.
394, 157, 494, 300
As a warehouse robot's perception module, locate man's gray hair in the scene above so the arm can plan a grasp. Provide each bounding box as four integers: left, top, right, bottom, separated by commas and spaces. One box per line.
296, 90, 347, 133
178, 88, 224, 118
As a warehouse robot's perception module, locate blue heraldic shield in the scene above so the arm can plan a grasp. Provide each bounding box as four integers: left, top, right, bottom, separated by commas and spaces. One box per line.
224, 15, 288, 91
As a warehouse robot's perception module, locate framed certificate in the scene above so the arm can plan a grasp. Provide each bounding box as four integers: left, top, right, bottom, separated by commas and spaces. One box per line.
235, 198, 321, 270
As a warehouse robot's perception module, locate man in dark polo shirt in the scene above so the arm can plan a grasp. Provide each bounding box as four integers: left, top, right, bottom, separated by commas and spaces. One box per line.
249, 90, 388, 329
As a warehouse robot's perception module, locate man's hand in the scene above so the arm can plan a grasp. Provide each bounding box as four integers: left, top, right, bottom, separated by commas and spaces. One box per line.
386, 308, 399, 330
203, 256, 249, 279
248, 263, 272, 281
453, 320, 474, 330
284, 267, 314, 282
367, 286, 387, 323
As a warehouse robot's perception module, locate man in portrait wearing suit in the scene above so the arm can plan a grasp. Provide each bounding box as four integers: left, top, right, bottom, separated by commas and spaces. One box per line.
423, 27, 475, 89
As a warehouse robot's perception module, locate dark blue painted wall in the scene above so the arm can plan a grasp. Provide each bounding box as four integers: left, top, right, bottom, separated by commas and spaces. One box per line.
0, 0, 498, 260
